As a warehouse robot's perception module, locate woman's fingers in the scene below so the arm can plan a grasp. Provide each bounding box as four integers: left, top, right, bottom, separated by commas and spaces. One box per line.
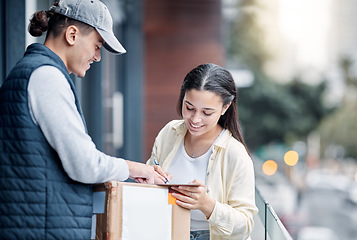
153, 165, 170, 184
153, 171, 167, 184
166, 172, 173, 181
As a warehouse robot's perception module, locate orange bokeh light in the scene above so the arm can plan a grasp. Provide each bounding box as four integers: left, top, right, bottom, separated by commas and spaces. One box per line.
262, 160, 278, 176
284, 150, 299, 166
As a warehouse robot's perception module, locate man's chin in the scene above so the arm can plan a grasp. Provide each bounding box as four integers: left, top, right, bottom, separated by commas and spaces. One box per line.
74, 72, 86, 78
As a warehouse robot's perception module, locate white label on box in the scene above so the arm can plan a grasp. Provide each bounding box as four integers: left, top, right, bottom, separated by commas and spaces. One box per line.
93, 191, 106, 214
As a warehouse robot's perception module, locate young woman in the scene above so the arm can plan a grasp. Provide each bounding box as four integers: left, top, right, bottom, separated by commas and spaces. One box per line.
148, 63, 258, 240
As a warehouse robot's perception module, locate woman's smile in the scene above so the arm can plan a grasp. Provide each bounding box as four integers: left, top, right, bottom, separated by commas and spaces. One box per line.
188, 122, 204, 132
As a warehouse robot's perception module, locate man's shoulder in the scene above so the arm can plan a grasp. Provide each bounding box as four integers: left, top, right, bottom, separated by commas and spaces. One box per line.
28, 66, 71, 104
30, 65, 67, 87
33, 65, 63, 75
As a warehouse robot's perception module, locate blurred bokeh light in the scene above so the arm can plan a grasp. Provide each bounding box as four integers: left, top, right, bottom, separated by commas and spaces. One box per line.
262, 160, 278, 176
284, 150, 299, 166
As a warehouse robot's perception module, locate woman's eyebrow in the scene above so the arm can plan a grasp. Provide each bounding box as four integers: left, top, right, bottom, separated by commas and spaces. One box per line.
184, 100, 193, 106
184, 100, 215, 111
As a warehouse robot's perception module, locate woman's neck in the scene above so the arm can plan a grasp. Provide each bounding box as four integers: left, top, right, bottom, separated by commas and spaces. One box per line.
184, 125, 223, 158
188, 125, 222, 141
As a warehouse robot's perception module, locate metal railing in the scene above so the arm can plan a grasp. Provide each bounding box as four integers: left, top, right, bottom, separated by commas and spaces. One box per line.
253, 187, 293, 240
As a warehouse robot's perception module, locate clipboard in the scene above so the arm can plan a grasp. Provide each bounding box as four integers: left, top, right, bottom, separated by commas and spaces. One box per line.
156, 183, 200, 206
156, 183, 201, 187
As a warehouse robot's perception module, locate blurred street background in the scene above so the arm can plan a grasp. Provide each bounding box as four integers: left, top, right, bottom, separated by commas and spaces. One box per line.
2, 0, 357, 239
224, 0, 357, 239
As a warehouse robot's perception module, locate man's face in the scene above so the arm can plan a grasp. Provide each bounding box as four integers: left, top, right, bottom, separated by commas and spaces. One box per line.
67, 29, 104, 78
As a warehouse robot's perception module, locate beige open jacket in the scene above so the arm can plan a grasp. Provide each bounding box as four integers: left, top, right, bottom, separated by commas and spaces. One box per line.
147, 120, 258, 240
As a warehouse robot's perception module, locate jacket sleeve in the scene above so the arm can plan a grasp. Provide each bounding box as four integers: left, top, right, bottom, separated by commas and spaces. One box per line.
28, 66, 129, 184
146, 123, 166, 166
207, 142, 258, 239
146, 120, 182, 167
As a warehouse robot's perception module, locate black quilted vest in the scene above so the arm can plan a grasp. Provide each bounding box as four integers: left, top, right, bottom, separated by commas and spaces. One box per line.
0, 43, 92, 239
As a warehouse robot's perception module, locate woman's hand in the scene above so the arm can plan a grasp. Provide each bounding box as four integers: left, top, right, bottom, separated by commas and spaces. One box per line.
152, 165, 172, 184
171, 179, 216, 219
132, 162, 172, 184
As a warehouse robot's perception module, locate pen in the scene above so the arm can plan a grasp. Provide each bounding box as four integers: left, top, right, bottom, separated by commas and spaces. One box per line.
154, 159, 169, 184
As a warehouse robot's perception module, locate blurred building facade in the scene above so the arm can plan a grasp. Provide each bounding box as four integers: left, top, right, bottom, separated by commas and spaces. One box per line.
144, 0, 224, 158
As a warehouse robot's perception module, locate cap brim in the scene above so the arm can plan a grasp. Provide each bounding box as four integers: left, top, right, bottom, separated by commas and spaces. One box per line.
96, 28, 126, 55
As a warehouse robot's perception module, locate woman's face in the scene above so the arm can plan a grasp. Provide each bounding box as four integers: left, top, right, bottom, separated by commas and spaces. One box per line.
182, 89, 229, 137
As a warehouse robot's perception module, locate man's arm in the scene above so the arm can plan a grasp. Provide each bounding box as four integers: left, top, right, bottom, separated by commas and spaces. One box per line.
28, 66, 154, 184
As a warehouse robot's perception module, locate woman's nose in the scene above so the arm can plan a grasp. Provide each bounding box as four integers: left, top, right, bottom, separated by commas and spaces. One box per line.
191, 112, 201, 123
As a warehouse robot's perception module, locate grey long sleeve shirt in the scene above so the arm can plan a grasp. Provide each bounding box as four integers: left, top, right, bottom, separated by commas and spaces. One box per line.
28, 65, 129, 184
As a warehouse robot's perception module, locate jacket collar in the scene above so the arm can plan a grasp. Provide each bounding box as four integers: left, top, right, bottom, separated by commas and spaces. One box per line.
25, 43, 69, 77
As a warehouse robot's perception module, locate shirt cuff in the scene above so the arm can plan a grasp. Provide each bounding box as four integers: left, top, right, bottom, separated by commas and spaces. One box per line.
113, 158, 130, 181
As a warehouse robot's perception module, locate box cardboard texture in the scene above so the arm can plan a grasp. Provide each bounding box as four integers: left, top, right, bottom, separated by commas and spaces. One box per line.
93, 181, 190, 240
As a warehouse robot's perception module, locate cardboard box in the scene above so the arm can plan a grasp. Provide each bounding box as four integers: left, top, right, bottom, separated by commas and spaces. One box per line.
92, 181, 190, 240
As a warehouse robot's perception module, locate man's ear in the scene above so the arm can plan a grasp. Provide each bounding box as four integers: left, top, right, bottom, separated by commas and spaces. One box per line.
65, 25, 79, 46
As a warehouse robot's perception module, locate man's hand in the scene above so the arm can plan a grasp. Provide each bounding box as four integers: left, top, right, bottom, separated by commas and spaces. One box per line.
125, 160, 155, 184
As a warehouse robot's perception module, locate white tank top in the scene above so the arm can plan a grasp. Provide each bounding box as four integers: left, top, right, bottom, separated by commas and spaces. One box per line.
168, 129, 225, 231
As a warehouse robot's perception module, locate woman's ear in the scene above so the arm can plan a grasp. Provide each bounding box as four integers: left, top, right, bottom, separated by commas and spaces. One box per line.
65, 25, 79, 46
222, 102, 232, 115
